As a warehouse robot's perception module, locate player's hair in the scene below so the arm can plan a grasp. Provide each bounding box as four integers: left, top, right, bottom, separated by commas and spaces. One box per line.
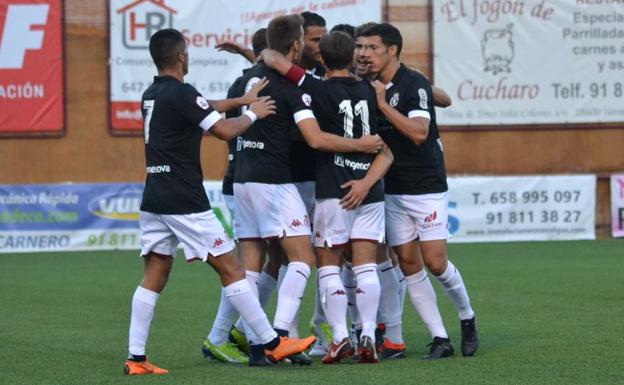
330, 24, 355, 40
301, 11, 326, 30
266, 14, 304, 55
360, 23, 402, 58
319, 31, 355, 70
252, 28, 268, 58
354, 22, 378, 38
148, 28, 186, 70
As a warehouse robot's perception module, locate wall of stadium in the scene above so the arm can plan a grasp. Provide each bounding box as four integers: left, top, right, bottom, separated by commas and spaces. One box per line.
0, 0, 622, 237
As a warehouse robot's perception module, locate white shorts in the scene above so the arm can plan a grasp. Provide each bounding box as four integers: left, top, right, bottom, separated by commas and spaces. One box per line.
313, 199, 385, 248
385, 192, 449, 246
233, 182, 312, 239
139, 210, 235, 262
294, 181, 315, 218
223, 194, 237, 240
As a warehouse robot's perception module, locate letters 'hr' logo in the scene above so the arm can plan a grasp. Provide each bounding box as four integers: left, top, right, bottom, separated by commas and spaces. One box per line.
0, 4, 49, 69
116, 0, 177, 49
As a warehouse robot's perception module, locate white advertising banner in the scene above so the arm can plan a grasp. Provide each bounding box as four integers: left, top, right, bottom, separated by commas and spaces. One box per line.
109, 0, 381, 132
610, 173, 624, 238
447, 175, 596, 242
432, 0, 624, 126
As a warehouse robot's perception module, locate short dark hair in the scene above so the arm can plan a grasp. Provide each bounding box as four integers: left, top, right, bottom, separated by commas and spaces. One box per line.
267, 14, 304, 55
148, 28, 185, 70
252, 28, 267, 58
330, 24, 355, 40
319, 31, 355, 70
360, 23, 402, 58
354, 22, 378, 38
301, 11, 326, 30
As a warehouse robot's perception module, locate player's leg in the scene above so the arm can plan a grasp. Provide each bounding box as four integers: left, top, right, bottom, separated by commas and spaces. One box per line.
418, 192, 478, 356
386, 194, 452, 359
376, 245, 406, 359
125, 211, 178, 375
349, 201, 385, 364
313, 198, 354, 364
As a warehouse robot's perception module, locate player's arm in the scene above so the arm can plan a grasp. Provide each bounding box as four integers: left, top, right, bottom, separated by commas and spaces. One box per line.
261, 50, 322, 96
215, 40, 255, 64
371, 80, 429, 145
433, 86, 452, 108
259, 49, 293, 76
210, 97, 275, 141
341, 143, 393, 210
207, 77, 269, 113
297, 117, 383, 154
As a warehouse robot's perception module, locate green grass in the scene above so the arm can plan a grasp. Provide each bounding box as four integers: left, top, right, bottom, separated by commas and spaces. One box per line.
1, 240, 623, 385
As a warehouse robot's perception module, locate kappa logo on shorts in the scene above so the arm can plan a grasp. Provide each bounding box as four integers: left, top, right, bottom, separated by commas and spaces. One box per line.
331, 289, 346, 296
304, 214, 310, 226
213, 238, 224, 247
290, 219, 303, 228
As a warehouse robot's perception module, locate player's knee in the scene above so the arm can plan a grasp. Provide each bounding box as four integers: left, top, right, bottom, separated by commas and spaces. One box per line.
425, 256, 447, 276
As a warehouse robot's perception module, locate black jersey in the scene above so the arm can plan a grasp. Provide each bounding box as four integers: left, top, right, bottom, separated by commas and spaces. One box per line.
222, 75, 246, 196
299, 74, 384, 204
377, 64, 448, 195
234, 63, 315, 184
140, 76, 222, 214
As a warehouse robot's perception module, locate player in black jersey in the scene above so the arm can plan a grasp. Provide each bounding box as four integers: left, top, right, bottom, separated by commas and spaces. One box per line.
233, 15, 385, 366
360, 23, 480, 359
261, 30, 394, 364
124, 29, 317, 375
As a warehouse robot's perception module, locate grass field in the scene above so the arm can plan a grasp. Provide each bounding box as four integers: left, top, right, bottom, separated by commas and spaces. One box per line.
1, 240, 623, 385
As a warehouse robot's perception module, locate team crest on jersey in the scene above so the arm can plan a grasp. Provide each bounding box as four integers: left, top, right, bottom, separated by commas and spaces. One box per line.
245, 77, 261, 93
196, 96, 209, 110
302, 93, 312, 107
418, 88, 428, 109
389, 92, 399, 107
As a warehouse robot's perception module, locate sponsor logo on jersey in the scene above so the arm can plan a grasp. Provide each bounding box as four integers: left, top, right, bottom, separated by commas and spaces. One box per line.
345, 159, 370, 171
146, 165, 171, 173
418, 88, 428, 109
88, 191, 142, 221
334, 154, 345, 167
389, 92, 399, 107
302, 93, 312, 107
196, 96, 209, 110
236, 137, 264, 150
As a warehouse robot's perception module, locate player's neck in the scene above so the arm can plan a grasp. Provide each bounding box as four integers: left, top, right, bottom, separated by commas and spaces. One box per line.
326, 68, 351, 78
300, 56, 316, 70
158, 68, 184, 82
378, 60, 400, 84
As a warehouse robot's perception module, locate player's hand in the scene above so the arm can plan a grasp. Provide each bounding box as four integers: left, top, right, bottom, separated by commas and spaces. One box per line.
257, 49, 279, 68
340, 179, 370, 210
249, 96, 276, 119
216, 40, 247, 55
358, 134, 384, 154
370, 80, 387, 105
241, 77, 269, 105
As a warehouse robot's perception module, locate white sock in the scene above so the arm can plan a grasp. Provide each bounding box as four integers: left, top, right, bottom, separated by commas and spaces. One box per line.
273, 261, 310, 331
395, 265, 407, 312
276, 264, 288, 290
377, 260, 403, 344
341, 263, 360, 330
207, 289, 239, 345
223, 279, 277, 345
406, 269, 448, 339
318, 265, 349, 343
312, 274, 328, 326
435, 261, 475, 320
128, 286, 159, 356
257, 271, 277, 307
353, 263, 380, 343
242, 270, 260, 344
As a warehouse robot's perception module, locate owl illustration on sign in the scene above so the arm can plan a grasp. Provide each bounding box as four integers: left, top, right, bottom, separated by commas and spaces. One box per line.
481, 23, 514, 75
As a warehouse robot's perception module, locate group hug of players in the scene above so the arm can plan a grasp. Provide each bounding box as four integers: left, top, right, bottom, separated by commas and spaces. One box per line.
124, 11, 480, 375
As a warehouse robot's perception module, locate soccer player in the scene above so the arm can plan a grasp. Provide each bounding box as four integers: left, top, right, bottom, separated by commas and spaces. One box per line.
124, 28, 316, 375
361, 23, 480, 358
233, 14, 384, 366
262, 30, 394, 364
